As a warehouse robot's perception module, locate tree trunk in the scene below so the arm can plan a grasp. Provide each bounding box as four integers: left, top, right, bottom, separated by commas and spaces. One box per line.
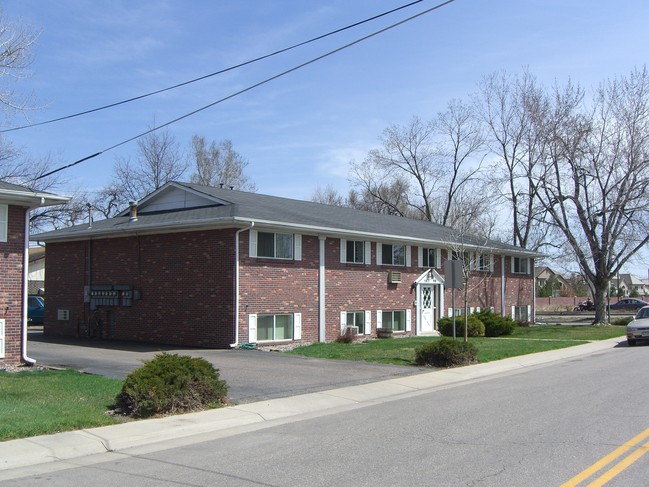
592, 283, 608, 324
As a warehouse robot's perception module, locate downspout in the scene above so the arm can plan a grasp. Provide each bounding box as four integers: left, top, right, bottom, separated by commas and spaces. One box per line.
21, 207, 35, 365
501, 255, 506, 316
232, 222, 254, 348
318, 236, 326, 342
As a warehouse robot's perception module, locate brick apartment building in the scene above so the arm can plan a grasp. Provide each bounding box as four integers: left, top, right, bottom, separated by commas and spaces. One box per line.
33, 182, 539, 349
0, 182, 68, 366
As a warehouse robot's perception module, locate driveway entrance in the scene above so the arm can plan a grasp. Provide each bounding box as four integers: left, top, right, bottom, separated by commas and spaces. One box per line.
26, 329, 425, 405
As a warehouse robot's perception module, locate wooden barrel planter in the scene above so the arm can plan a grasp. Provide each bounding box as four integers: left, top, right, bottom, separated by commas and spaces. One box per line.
376, 327, 393, 339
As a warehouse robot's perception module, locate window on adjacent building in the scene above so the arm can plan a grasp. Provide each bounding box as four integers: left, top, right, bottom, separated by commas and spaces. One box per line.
257, 314, 293, 341
512, 257, 529, 274
0, 204, 7, 243
382, 310, 406, 332
421, 247, 438, 268
382, 243, 405, 266
346, 311, 365, 334
258, 231, 293, 259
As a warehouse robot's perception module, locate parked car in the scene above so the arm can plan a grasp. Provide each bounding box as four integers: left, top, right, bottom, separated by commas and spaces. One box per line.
627, 306, 649, 346
609, 298, 649, 310
27, 295, 44, 324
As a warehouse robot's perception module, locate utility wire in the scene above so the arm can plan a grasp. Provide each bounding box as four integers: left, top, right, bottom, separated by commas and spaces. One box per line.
4, 0, 426, 134
35, 0, 457, 181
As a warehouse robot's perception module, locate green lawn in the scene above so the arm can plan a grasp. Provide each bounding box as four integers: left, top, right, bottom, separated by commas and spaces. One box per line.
0, 369, 123, 441
0, 325, 626, 442
287, 325, 627, 366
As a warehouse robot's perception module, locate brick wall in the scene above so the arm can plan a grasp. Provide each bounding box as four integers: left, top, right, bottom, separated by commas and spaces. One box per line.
0, 205, 27, 365
45, 229, 236, 348
45, 228, 536, 349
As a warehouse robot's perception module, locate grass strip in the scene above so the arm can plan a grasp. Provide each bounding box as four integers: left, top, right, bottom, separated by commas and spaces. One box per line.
0, 369, 123, 441
288, 325, 626, 366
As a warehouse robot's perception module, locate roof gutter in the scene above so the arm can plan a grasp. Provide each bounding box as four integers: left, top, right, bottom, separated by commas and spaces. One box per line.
231, 221, 254, 348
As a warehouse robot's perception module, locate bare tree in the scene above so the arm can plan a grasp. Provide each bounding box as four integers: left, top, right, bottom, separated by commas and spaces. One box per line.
532, 68, 649, 323
97, 128, 187, 215
476, 70, 549, 250
0, 9, 39, 118
311, 184, 346, 206
189, 136, 256, 191
431, 99, 485, 227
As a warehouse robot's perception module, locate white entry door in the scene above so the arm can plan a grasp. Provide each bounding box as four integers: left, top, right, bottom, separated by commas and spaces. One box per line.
420, 285, 435, 333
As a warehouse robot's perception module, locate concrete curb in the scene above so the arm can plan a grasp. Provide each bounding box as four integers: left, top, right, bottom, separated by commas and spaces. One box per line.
0, 336, 626, 475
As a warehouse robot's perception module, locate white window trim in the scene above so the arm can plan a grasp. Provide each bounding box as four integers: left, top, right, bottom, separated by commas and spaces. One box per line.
249, 229, 301, 261
377, 242, 411, 267
0, 204, 7, 243
418, 247, 441, 269
248, 313, 301, 342
340, 240, 370, 264
476, 253, 494, 272
341, 310, 371, 335
511, 256, 530, 275
380, 309, 408, 332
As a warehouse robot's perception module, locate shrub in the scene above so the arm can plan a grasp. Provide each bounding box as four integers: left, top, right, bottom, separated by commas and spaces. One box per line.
611, 316, 633, 326
475, 309, 517, 337
415, 338, 478, 367
438, 315, 485, 337
335, 327, 356, 343
115, 353, 228, 418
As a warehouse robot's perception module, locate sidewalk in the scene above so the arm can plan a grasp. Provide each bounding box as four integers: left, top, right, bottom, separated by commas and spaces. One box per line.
0, 337, 626, 478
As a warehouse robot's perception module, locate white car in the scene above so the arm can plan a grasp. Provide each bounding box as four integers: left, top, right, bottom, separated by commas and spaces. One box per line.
626, 306, 649, 346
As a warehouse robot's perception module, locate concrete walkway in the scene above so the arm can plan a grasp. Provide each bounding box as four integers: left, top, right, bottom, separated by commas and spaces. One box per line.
0, 337, 627, 479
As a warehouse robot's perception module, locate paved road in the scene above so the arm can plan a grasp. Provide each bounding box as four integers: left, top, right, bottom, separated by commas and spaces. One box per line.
26, 329, 426, 404
8, 338, 648, 485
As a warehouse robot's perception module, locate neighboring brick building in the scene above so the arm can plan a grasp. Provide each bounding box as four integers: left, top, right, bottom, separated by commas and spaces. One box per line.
0, 182, 69, 366
34, 182, 539, 349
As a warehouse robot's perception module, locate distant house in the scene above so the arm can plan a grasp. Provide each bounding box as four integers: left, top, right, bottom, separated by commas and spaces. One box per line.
0, 182, 69, 366
535, 266, 569, 297
33, 182, 541, 349
612, 274, 649, 298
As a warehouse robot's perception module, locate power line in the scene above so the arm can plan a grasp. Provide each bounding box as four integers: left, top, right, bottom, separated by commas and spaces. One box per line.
36, 0, 457, 181
4, 0, 426, 134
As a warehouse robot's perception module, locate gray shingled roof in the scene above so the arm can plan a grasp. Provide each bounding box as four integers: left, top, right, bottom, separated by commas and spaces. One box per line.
32, 181, 539, 256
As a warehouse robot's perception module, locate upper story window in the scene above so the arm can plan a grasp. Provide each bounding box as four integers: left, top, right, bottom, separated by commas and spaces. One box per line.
381, 243, 407, 266
420, 247, 439, 268
341, 239, 369, 264
476, 254, 493, 272
250, 229, 301, 260
0, 204, 6, 242
512, 256, 529, 274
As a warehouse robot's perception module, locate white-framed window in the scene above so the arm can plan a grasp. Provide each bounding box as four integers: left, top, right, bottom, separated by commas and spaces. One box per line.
377, 243, 411, 266
248, 313, 302, 342
512, 305, 530, 322
0, 204, 7, 243
249, 230, 301, 260
419, 247, 440, 268
381, 310, 406, 331
512, 257, 529, 274
476, 254, 493, 272
340, 310, 371, 335
447, 308, 464, 317
340, 240, 370, 264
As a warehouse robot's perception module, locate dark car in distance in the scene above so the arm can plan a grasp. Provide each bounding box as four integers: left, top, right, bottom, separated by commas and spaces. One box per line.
28, 295, 45, 324
609, 298, 649, 311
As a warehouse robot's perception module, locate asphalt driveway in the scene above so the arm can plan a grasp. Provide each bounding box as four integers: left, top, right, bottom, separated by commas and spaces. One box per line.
26, 329, 426, 404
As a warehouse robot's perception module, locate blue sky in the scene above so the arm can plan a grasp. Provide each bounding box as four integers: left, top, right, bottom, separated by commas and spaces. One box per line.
4, 0, 649, 275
